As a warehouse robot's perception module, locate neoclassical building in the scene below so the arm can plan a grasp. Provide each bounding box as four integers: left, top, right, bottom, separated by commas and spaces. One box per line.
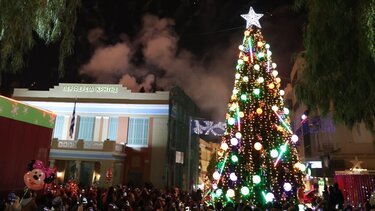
13, 83, 201, 189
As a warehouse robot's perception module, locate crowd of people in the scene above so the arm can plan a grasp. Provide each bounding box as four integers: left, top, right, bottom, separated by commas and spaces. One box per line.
1, 182, 374, 211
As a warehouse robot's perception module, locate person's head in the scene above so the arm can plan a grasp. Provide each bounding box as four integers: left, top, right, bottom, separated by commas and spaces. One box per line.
329, 185, 334, 192
334, 182, 339, 189
7, 192, 17, 204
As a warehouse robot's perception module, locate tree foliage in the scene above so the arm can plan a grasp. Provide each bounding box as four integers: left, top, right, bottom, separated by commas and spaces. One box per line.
294, 0, 375, 128
0, 0, 80, 76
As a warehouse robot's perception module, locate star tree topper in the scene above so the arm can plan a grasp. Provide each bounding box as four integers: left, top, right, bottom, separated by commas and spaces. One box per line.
241, 7, 263, 28
350, 156, 364, 170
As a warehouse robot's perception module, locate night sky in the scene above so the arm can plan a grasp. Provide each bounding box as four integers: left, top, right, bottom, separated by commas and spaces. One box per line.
1, 0, 305, 120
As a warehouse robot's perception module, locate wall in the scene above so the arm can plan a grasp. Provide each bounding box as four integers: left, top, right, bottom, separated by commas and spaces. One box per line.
150, 116, 169, 188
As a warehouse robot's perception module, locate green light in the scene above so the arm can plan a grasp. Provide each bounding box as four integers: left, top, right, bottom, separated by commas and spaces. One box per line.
257, 52, 265, 58
280, 144, 287, 152
240, 94, 247, 101
217, 161, 224, 169
216, 189, 223, 196
241, 186, 250, 196
253, 88, 260, 95
231, 154, 239, 163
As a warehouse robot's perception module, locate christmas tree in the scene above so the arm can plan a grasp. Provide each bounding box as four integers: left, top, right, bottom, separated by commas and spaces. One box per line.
209, 7, 305, 208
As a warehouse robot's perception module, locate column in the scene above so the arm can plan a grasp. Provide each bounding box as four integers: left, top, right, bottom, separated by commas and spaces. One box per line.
99, 160, 114, 188
75, 160, 81, 181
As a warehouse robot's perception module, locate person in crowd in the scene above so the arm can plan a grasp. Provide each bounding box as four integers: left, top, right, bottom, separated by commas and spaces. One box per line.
333, 182, 345, 210
4, 192, 20, 211
19, 190, 37, 211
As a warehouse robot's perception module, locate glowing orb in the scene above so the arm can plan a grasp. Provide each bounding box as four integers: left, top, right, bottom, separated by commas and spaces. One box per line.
254, 142, 262, 151
252, 175, 261, 184
284, 182, 292, 191
270, 149, 279, 158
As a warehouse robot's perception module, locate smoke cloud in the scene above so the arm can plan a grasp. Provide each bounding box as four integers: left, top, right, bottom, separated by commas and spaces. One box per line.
79, 15, 239, 120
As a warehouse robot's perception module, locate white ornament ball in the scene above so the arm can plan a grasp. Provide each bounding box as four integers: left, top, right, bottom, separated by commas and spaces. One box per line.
230, 138, 239, 146
291, 135, 299, 143
270, 149, 279, 158
229, 173, 237, 181
284, 182, 292, 191
265, 192, 275, 202
213, 171, 221, 180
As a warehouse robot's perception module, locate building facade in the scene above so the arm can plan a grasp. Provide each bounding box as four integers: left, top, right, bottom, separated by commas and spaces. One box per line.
167, 87, 201, 191
13, 83, 170, 188
198, 138, 220, 189
286, 52, 375, 188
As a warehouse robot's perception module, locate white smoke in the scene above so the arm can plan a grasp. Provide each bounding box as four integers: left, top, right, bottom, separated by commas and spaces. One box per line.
79, 15, 237, 120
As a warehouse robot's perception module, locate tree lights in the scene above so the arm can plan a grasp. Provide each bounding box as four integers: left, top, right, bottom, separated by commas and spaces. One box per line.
209, 6, 304, 208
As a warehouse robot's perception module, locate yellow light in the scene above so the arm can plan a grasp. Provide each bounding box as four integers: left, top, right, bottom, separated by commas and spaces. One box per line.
221, 142, 229, 150
243, 56, 249, 62
239, 111, 244, 118
254, 142, 262, 150
268, 83, 275, 89
226, 189, 235, 197
256, 108, 263, 114
257, 41, 263, 47
96, 173, 101, 181
57, 171, 63, 179
244, 30, 250, 36
230, 103, 237, 110
276, 77, 281, 83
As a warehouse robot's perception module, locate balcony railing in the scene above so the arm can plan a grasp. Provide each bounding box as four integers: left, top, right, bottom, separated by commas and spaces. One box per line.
84, 141, 104, 150
57, 140, 77, 149
51, 139, 125, 153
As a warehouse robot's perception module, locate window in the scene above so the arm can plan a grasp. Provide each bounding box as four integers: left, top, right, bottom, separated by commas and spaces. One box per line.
127, 118, 149, 146
53, 116, 64, 139
108, 117, 118, 141
77, 116, 95, 141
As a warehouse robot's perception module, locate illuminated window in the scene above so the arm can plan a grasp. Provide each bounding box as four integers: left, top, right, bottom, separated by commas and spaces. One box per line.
108, 117, 118, 141
127, 118, 149, 146
53, 116, 64, 139
77, 116, 95, 141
